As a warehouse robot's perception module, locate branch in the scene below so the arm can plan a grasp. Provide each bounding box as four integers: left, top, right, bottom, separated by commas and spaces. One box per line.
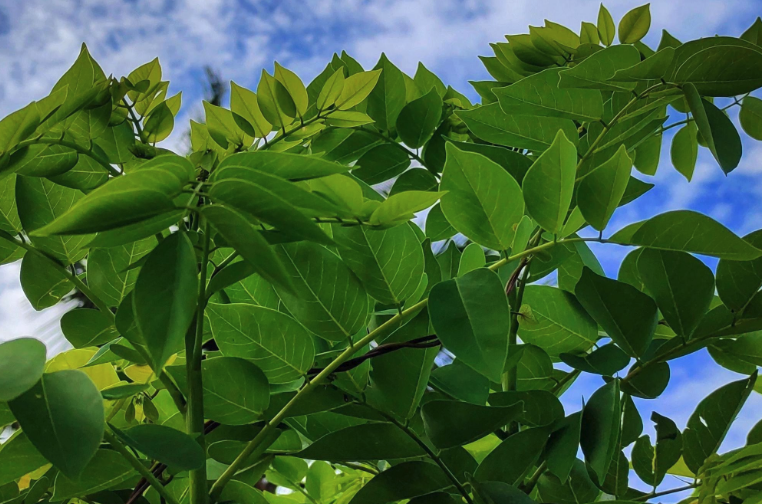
633, 483, 697, 501
359, 127, 430, 170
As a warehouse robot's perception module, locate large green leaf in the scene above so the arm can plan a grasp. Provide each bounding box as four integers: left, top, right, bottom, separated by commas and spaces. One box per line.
349, 461, 450, 504
51, 449, 136, 501
716, 230, 762, 312
670, 123, 698, 181
474, 427, 549, 484
575, 267, 657, 358
457, 103, 578, 152
518, 286, 598, 358
522, 130, 576, 234
20, 252, 73, 310
429, 268, 510, 382
683, 83, 742, 174
560, 344, 629, 376
495, 68, 604, 121
110, 423, 205, 471
421, 399, 524, 449
618, 3, 651, 44
87, 236, 156, 307
580, 380, 621, 484
740, 96, 762, 140
577, 145, 632, 231
440, 143, 523, 251
611, 210, 762, 260
201, 205, 293, 293
632, 412, 682, 488
667, 37, 762, 96
558, 45, 641, 91
683, 373, 757, 473
0, 432, 47, 486
133, 232, 198, 371
200, 357, 269, 425
352, 144, 410, 185
637, 249, 714, 339
0, 338, 45, 402
16, 176, 90, 263
9, 370, 104, 479
212, 151, 352, 181
333, 223, 423, 305
60, 308, 118, 348
297, 423, 426, 461
0, 175, 21, 235
7, 144, 78, 177
545, 412, 582, 483
230, 81, 272, 138
366, 54, 406, 132
396, 89, 443, 149
206, 303, 315, 384
274, 242, 371, 341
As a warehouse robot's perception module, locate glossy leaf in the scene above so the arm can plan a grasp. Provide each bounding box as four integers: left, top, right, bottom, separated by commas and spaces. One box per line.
421, 399, 524, 449
618, 4, 651, 44
577, 145, 632, 231
0, 338, 46, 402
670, 123, 698, 181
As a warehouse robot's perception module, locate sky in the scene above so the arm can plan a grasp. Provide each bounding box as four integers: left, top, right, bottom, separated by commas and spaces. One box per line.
1, 0, 761, 499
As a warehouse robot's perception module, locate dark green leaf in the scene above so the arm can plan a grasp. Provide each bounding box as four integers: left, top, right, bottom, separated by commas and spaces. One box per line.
422, 399, 524, 449
110, 423, 205, 471
578, 145, 632, 231
716, 230, 762, 312
51, 450, 135, 501
545, 412, 582, 483
683, 83, 742, 173
60, 308, 118, 348
0, 338, 46, 402
201, 357, 270, 425
474, 427, 549, 484
560, 344, 630, 376
396, 89, 443, 149
559, 46, 641, 91
352, 145, 410, 185
296, 423, 426, 461
349, 461, 450, 504
20, 252, 73, 310
618, 4, 651, 44
367, 54, 407, 132
580, 380, 621, 483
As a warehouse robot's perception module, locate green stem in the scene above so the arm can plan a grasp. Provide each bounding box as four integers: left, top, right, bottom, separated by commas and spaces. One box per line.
187, 222, 211, 504
125, 98, 148, 144
259, 115, 324, 151
364, 403, 474, 504
104, 430, 182, 504
207, 235, 596, 500
633, 483, 697, 501
503, 263, 530, 435
522, 460, 547, 495
16, 137, 121, 177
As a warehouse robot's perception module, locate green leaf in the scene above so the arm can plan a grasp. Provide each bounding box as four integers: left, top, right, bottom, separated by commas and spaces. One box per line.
522, 130, 576, 234
670, 123, 698, 181
7, 144, 78, 177
457, 104, 578, 152
667, 37, 762, 96
474, 427, 549, 484
324, 111, 374, 128
101, 383, 149, 400
489, 390, 564, 427
580, 380, 621, 483
333, 223, 424, 305
209, 179, 333, 246
201, 205, 293, 293
558, 46, 641, 91
143, 99, 176, 143
740, 95, 762, 141
317, 69, 345, 112
716, 230, 762, 312
597, 4, 616, 46
0, 432, 47, 486
637, 249, 714, 339
578, 145, 632, 231
495, 68, 604, 121
350, 462, 450, 504
440, 143, 523, 251
396, 89, 443, 149
274, 242, 371, 341
575, 267, 657, 358
133, 232, 197, 371
51, 449, 136, 501
611, 47, 675, 82
518, 286, 598, 358
367, 54, 407, 132
336, 70, 382, 110
632, 412, 683, 488
201, 357, 269, 425
110, 423, 205, 471
60, 308, 118, 348
618, 4, 651, 44
353, 144, 410, 185
430, 360, 489, 405
545, 412, 583, 483
610, 210, 762, 260
230, 82, 272, 138
20, 252, 73, 310
683, 83, 742, 174
429, 268, 510, 382
683, 373, 757, 473
257, 70, 296, 130
31, 169, 183, 236
368, 190, 444, 227
0, 175, 21, 235
297, 423, 426, 461
16, 176, 90, 263
206, 303, 314, 384
214, 151, 353, 181
0, 338, 46, 402
274, 62, 309, 118
560, 343, 630, 376
421, 399, 524, 449
86, 236, 156, 308
9, 370, 104, 479
474, 481, 536, 504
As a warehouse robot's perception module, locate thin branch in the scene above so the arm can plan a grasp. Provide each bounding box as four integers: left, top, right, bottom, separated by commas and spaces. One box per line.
633, 483, 697, 501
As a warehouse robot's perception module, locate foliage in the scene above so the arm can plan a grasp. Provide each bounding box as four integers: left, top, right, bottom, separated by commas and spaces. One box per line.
1, 5, 762, 504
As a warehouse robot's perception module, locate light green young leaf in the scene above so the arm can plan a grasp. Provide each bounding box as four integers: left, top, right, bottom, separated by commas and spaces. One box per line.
230, 81, 272, 138
317, 69, 345, 112
522, 130, 576, 234
440, 143, 523, 250
618, 4, 651, 44
214, 151, 353, 181
274, 62, 309, 118
258, 70, 297, 130
597, 4, 616, 46
368, 190, 444, 228
335, 70, 382, 110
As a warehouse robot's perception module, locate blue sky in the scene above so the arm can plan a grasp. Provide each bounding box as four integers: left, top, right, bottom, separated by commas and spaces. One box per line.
0, 0, 761, 499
